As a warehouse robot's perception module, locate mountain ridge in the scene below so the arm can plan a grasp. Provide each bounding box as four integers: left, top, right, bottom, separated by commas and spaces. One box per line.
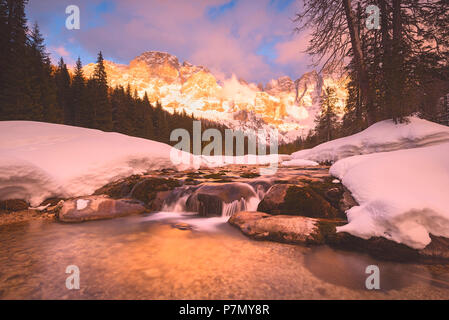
83, 51, 349, 143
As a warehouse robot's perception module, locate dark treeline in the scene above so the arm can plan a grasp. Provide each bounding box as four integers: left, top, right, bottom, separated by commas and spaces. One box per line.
0, 0, 228, 150
279, 0, 449, 153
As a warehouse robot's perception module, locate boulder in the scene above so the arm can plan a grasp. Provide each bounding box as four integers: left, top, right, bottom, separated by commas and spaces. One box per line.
59, 195, 146, 222
186, 183, 257, 217
93, 175, 142, 199
94, 176, 180, 210
305, 178, 345, 209
229, 211, 343, 245
257, 184, 341, 219
130, 177, 180, 205
148, 190, 171, 211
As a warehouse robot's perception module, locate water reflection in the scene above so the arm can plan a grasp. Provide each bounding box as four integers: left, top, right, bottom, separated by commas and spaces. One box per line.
1, 215, 449, 299
304, 246, 449, 291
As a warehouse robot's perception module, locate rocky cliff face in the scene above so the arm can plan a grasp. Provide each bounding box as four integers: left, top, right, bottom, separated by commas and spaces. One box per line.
83, 51, 348, 143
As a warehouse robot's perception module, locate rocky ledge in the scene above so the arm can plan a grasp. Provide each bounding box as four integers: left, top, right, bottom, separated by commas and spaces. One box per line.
58, 196, 146, 223
230, 210, 449, 264
229, 211, 344, 245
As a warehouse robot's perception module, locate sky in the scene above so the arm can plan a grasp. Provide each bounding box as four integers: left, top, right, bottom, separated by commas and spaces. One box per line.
26, 0, 312, 84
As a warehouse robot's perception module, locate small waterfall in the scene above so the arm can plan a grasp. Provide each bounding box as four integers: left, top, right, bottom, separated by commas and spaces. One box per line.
161, 186, 196, 212
160, 182, 265, 217
255, 184, 267, 200
222, 198, 246, 217
222, 196, 260, 217
161, 194, 190, 212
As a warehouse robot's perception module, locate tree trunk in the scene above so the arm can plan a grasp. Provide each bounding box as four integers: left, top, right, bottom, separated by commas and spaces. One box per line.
342, 0, 373, 125
379, 0, 392, 119
391, 0, 404, 123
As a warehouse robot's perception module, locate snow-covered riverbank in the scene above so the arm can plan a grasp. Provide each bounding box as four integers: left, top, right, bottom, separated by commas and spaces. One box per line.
289, 117, 449, 249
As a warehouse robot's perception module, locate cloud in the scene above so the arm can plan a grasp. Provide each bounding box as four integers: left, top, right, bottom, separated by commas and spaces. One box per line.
26, 0, 312, 83
49, 45, 75, 67
275, 34, 310, 65
53, 46, 70, 57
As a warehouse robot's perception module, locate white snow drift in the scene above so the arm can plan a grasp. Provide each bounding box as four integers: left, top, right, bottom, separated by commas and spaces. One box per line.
291, 117, 449, 163
0, 121, 199, 206
330, 142, 449, 249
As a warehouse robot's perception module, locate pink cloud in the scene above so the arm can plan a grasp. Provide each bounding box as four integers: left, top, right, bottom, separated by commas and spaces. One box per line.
275, 33, 311, 65
54, 46, 70, 57
49, 45, 75, 67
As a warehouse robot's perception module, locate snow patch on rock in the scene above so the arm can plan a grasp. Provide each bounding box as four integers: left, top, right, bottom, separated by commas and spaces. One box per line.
76, 199, 90, 211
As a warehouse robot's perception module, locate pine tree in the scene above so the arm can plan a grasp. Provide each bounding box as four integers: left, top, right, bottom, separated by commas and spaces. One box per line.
153, 101, 169, 143
29, 22, 60, 123
72, 57, 88, 127
91, 51, 112, 131
124, 83, 135, 135
0, 0, 32, 120
55, 57, 72, 124
84, 78, 97, 128
315, 87, 339, 143
141, 92, 154, 139
111, 85, 124, 132
0, 0, 8, 95
131, 88, 142, 136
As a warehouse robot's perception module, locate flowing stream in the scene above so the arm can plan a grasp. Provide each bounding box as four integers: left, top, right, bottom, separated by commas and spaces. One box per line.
1, 172, 449, 299
2, 212, 449, 299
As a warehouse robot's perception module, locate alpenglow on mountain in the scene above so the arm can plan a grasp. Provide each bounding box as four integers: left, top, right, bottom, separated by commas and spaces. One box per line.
83, 51, 348, 143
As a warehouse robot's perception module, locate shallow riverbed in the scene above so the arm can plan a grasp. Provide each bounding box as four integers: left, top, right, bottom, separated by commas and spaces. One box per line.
1, 213, 449, 299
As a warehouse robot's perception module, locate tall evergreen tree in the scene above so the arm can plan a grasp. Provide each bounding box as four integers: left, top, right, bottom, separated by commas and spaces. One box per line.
111, 85, 124, 132
315, 87, 339, 143
72, 57, 89, 127
28, 22, 60, 123
55, 57, 72, 124
0, 0, 9, 94
124, 83, 135, 135
0, 0, 32, 120
90, 51, 112, 131
153, 101, 169, 143
141, 92, 154, 139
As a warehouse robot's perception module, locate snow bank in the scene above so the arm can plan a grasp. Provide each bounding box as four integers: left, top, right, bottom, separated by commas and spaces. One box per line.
292, 117, 449, 163
281, 159, 319, 167
0, 121, 199, 206
330, 142, 449, 249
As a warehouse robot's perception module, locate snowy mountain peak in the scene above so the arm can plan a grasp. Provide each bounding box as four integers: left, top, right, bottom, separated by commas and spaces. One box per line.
82, 51, 348, 143
265, 76, 295, 94
133, 51, 181, 69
